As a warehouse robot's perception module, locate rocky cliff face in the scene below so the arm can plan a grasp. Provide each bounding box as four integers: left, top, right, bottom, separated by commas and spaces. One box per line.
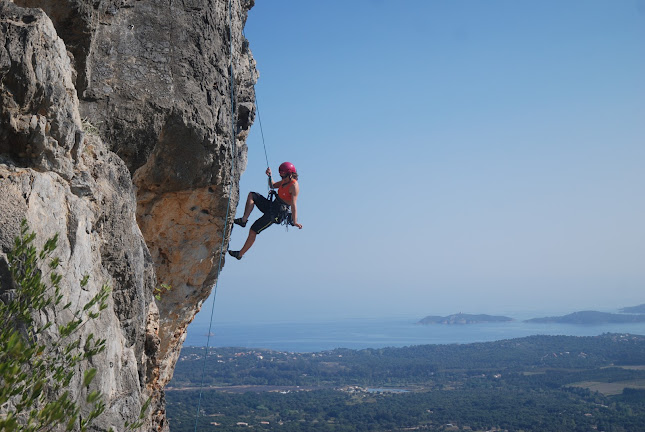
0, 0, 256, 430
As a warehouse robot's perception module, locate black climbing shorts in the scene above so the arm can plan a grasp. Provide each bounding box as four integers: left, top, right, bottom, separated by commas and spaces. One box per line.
250, 192, 289, 234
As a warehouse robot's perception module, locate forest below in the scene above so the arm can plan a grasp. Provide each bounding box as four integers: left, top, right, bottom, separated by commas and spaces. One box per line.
166, 333, 645, 431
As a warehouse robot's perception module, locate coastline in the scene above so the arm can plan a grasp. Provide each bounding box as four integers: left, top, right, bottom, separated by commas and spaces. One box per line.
184, 316, 645, 353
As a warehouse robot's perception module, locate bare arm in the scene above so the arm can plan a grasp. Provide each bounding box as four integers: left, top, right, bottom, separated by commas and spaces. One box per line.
266, 167, 282, 189
289, 182, 302, 229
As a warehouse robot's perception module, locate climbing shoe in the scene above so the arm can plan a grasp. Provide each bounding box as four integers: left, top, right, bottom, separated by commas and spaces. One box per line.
228, 250, 242, 260
233, 218, 247, 228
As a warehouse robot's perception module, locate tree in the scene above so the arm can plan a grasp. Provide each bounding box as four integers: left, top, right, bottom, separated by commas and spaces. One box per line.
0, 221, 110, 431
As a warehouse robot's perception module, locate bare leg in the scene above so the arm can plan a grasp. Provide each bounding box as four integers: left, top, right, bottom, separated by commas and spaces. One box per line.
242, 192, 255, 222
238, 229, 257, 258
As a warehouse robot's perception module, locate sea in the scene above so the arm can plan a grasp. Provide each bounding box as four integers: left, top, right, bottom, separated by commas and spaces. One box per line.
184, 314, 645, 353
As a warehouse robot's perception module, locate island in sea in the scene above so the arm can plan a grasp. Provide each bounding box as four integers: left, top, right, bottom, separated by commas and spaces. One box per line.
620, 304, 645, 314
417, 313, 513, 325
525, 310, 645, 324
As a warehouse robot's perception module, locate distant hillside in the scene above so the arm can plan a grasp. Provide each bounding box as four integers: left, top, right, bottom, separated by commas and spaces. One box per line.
526, 310, 645, 324
168, 334, 645, 432
620, 304, 645, 314
417, 313, 513, 325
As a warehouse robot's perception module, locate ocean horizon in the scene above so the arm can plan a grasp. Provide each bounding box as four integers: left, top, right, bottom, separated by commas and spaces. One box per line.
184, 314, 645, 353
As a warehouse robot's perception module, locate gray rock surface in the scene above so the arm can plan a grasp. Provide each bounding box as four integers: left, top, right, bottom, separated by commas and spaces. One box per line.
1, 0, 256, 429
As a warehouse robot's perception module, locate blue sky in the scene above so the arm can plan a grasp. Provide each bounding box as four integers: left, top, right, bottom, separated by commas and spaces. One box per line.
193, 0, 645, 326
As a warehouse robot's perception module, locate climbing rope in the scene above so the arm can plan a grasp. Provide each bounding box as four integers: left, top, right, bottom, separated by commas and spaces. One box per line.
256, 90, 270, 174
191, 4, 275, 429
243, 29, 271, 192
193, 0, 238, 430
258, 93, 272, 193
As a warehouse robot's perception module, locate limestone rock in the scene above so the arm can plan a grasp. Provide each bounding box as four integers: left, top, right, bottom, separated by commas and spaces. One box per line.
0, 4, 160, 429
0, 2, 80, 179
1, 0, 257, 429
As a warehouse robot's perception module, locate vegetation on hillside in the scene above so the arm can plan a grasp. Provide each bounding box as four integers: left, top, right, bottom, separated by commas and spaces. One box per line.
167, 334, 645, 431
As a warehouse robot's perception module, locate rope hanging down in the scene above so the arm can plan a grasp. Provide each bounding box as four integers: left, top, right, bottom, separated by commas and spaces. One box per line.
193, 0, 238, 430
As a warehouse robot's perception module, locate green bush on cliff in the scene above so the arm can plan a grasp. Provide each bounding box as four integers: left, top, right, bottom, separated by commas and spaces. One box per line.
0, 221, 110, 432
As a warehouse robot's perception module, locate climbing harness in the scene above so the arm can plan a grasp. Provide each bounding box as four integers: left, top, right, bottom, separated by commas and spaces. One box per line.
266, 189, 293, 229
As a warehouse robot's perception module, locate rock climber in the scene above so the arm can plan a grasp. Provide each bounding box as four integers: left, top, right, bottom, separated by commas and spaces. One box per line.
228, 161, 302, 260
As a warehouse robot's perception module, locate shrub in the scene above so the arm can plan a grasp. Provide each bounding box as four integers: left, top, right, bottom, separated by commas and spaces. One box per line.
0, 220, 110, 431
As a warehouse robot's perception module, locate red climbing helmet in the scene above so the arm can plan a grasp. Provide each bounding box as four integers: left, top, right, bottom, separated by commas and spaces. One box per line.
278, 161, 297, 176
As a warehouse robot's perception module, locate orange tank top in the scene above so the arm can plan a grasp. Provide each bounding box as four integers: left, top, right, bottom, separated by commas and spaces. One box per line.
278, 179, 296, 204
